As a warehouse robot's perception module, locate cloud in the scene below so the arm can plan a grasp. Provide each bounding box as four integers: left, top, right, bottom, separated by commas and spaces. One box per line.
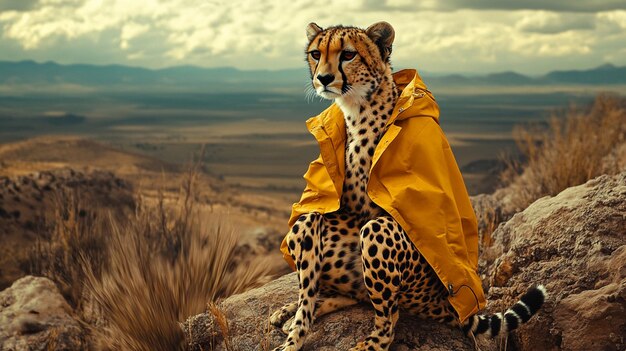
443, 0, 626, 12
377, 0, 626, 12
0, 0, 624, 74
516, 12, 596, 34
120, 23, 150, 50
0, 0, 40, 12
375, 0, 626, 12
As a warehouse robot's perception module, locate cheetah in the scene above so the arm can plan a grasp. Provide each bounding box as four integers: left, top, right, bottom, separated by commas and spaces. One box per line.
271, 22, 546, 351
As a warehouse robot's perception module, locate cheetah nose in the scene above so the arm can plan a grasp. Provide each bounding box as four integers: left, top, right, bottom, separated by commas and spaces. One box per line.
317, 74, 335, 87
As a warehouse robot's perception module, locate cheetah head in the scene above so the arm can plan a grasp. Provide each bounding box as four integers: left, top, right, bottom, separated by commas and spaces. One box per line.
305, 22, 395, 102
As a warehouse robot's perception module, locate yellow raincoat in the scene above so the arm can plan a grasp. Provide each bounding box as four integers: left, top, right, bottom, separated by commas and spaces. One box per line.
280, 69, 486, 322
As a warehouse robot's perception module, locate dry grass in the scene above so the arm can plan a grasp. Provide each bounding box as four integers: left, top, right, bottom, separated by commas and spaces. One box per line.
256, 310, 273, 351
26, 188, 113, 312
207, 302, 236, 351
26, 160, 274, 350
83, 166, 273, 350
479, 204, 497, 248
501, 94, 626, 210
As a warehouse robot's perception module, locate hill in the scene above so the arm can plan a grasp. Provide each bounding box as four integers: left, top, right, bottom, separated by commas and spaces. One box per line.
0, 60, 624, 91
0, 60, 304, 92
0, 136, 173, 176
543, 63, 626, 84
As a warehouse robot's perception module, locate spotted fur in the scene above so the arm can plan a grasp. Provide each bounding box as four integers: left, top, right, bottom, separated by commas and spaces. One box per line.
271, 22, 546, 351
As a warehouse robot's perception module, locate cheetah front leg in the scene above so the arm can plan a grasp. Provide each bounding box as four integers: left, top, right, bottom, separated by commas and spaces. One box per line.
351, 217, 403, 351
272, 212, 324, 351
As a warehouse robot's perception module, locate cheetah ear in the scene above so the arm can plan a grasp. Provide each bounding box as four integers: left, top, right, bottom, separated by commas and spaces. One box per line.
366, 21, 395, 61
306, 23, 323, 42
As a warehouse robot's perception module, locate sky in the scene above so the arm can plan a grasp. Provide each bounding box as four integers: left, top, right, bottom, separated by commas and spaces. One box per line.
0, 0, 626, 74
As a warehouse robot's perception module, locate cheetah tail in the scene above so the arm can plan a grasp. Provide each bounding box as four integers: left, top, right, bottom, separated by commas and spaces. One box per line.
462, 285, 547, 338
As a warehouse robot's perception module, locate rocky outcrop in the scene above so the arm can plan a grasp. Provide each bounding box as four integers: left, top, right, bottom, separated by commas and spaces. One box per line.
183, 272, 495, 351
185, 172, 625, 351
0, 276, 86, 350
484, 172, 626, 351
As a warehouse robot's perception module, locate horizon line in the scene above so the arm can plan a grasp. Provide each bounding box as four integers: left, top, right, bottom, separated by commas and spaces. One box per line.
0, 59, 622, 78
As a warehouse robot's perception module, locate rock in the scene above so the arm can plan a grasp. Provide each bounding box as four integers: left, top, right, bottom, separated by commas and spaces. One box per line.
182, 273, 495, 351
484, 172, 626, 351
555, 247, 626, 351
471, 189, 522, 287
0, 276, 86, 350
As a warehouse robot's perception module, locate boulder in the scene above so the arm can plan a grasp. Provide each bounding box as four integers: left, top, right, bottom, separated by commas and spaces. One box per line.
484, 172, 626, 350
0, 276, 86, 350
182, 273, 495, 351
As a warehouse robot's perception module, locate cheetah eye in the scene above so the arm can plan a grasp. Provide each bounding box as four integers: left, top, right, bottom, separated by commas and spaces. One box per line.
341, 50, 357, 61
309, 50, 321, 61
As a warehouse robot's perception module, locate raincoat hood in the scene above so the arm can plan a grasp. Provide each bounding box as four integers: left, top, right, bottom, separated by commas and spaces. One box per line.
280, 69, 486, 323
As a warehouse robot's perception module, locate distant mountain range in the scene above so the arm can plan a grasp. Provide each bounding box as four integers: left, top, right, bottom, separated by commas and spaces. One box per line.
424, 63, 625, 86
0, 60, 304, 91
0, 60, 624, 92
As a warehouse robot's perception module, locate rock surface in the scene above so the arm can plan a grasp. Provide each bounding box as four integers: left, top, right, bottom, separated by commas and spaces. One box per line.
0, 276, 86, 350
182, 273, 495, 351
484, 172, 626, 351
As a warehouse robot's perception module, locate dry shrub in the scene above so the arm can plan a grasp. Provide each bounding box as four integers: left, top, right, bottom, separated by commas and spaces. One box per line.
26, 188, 112, 312
84, 167, 273, 351
480, 204, 497, 248
501, 94, 626, 210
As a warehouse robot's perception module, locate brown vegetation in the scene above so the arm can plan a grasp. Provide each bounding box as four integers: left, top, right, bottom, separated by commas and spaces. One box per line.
26, 188, 113, 313
22, 166, 273, 350
500, 94, 626, 210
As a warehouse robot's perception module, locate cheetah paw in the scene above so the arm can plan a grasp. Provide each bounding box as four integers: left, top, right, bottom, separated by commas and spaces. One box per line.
272, 344, 298, 351
270, 315, 294, 336
270, 307, 296, 328
349, 340, 383, 351
348, 342, 366, 351
282, 316, 294, 335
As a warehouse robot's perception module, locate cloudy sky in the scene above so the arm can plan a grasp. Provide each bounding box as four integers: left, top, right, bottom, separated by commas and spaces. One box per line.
0, 0, 625, 74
